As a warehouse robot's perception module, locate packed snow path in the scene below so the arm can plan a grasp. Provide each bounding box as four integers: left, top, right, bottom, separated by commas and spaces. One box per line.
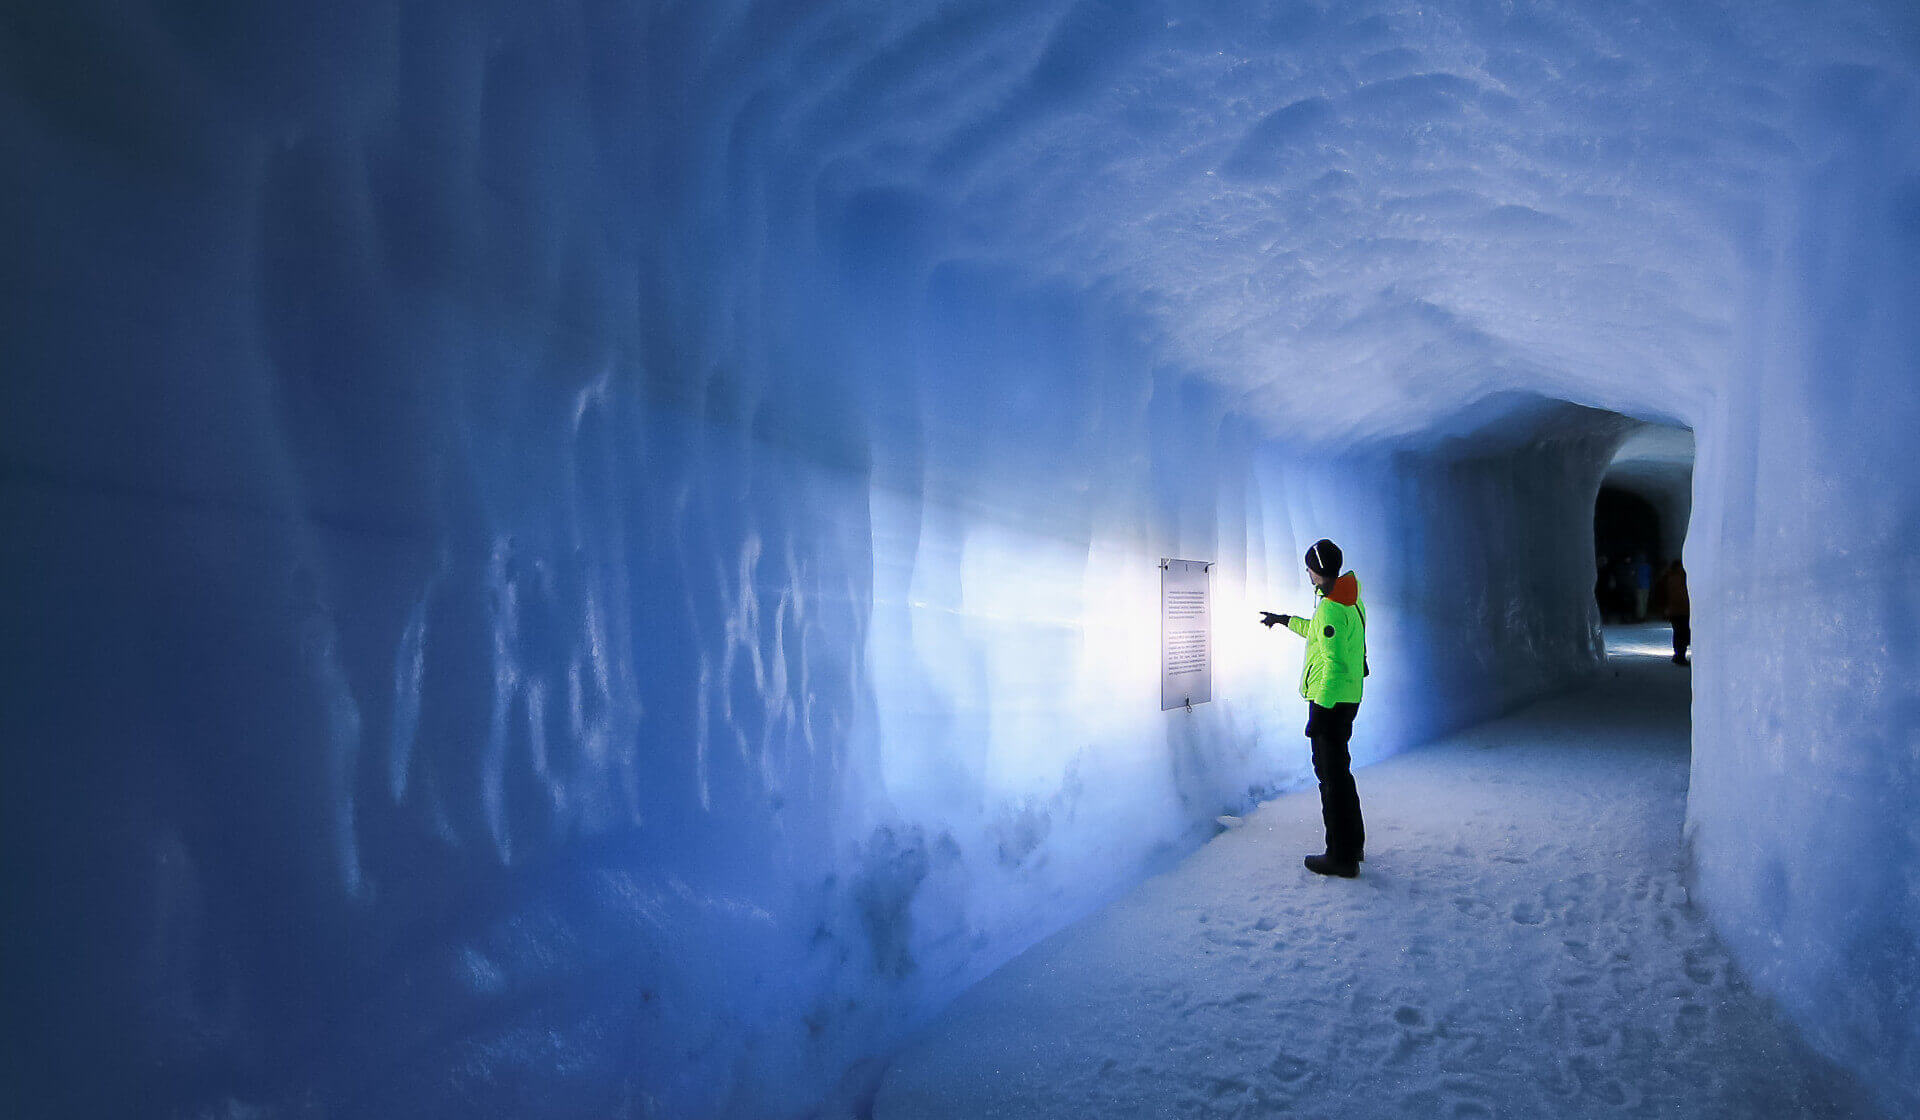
874, 626, 1885, 1119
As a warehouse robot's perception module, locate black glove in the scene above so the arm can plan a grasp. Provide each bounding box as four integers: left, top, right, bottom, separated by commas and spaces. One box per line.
1260, 612, 1291, 628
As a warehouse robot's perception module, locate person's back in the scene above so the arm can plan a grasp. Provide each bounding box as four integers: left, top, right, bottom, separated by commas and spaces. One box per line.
1291, 571, 1366, 706
1661, 563, 1689, 619
1662, 561, 1691, 664
1631, 555, 1652, 619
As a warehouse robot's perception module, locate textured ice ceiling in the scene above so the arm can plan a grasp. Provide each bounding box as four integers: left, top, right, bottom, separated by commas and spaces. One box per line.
686, 0, 1910, 443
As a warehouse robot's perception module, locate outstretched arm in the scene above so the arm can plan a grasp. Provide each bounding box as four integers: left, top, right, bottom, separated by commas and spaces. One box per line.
1261, 611, 1315, 640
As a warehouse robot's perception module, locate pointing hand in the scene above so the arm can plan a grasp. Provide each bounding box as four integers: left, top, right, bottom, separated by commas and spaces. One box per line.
1260, 612, 1291, 628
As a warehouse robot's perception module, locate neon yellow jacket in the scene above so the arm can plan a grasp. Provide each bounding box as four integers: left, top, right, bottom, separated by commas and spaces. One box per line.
1285, 572, 1367, 706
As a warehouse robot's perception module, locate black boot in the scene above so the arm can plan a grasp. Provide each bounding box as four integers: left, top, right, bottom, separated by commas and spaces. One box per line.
1305, 852, 1359, 878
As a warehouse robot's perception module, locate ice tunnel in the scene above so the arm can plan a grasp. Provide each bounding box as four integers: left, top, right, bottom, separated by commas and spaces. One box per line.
1, 2, 1916, 1117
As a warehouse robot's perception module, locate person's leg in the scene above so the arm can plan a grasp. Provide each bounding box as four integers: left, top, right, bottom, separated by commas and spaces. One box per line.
1330, 701, 1364, 857
1308, 702, 1364, 860
1673, 615, 1690, 662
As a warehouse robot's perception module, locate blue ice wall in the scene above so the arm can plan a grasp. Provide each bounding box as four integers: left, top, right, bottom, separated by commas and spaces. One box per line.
1687, 63, 1920, 1115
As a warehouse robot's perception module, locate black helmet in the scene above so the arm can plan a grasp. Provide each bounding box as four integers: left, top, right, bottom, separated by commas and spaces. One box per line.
1305, 538, 1343, 578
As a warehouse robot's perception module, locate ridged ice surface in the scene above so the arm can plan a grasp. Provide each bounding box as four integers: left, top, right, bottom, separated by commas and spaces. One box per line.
1, 3, 1917, 1118
754, 0, 1797, 439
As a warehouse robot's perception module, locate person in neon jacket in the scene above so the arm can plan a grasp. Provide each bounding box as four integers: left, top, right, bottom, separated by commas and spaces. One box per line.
1261, 538, 1368, 878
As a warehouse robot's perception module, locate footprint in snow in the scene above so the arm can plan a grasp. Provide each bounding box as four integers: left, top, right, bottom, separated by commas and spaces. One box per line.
1542, 872, 1598, 906
1438, 1078, 1496, 1119
1675, 1001, 1708, 1039
1452, 897, 1493, 919
1561, 937, 1604, 965
1268, 1052, 1310, 1083
1589, 1078, 1629, 1106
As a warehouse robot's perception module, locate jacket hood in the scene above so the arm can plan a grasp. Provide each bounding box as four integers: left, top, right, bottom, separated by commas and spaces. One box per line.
1325, 572, 1360, 607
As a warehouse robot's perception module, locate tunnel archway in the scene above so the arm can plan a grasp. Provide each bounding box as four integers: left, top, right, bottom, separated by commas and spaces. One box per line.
1594, 485, 1660, 560
1594, 486, 1660, 621
1592, 424, 1696, 624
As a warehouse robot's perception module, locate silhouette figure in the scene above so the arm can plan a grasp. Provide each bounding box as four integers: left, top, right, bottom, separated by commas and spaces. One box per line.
1661, 560, 1690, 664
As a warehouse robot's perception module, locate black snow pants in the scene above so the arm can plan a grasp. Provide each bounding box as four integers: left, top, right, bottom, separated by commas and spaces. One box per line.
1306, 701, 1366, 861
1671, 615, 1691, 661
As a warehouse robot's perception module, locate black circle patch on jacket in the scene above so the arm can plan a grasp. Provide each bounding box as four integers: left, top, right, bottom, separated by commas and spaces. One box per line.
1324, 625, 1336, 637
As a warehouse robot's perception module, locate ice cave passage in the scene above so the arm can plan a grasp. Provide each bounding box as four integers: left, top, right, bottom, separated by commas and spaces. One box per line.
1, 3, 1916, 1119
874, 628, 1884, 1119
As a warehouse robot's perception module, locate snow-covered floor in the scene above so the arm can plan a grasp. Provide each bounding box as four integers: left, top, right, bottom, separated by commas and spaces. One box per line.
873, 625, 1886, 1119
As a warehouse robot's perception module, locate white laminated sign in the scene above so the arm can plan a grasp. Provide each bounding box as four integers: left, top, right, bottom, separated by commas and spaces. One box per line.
1160, 558, 1212, 711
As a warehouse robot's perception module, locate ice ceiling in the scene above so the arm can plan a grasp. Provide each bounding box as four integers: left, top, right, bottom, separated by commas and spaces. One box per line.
684, 0, 1905, 442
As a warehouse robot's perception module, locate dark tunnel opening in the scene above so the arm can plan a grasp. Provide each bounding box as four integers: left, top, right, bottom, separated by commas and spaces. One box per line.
1594, 486, 1661, 621
1592, 423, 1695, 643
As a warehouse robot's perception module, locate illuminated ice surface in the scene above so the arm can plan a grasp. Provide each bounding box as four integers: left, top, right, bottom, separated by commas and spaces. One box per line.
1, 2, 1916, 1118
875, 631, 1885, 1119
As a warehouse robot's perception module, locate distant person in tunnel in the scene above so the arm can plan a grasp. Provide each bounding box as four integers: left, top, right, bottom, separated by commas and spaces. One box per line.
1598, 555, 1626, 622
1661, 560, 1690, 664
1261, 539, 1368, 878
1631, 553, 1653, 620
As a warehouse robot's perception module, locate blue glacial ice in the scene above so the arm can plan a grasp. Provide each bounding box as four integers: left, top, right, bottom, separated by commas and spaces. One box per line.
0, 2, 1916, 1117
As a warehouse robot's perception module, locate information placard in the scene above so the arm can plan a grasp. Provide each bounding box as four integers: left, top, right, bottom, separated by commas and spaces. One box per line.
1161, 559, 1212, 711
